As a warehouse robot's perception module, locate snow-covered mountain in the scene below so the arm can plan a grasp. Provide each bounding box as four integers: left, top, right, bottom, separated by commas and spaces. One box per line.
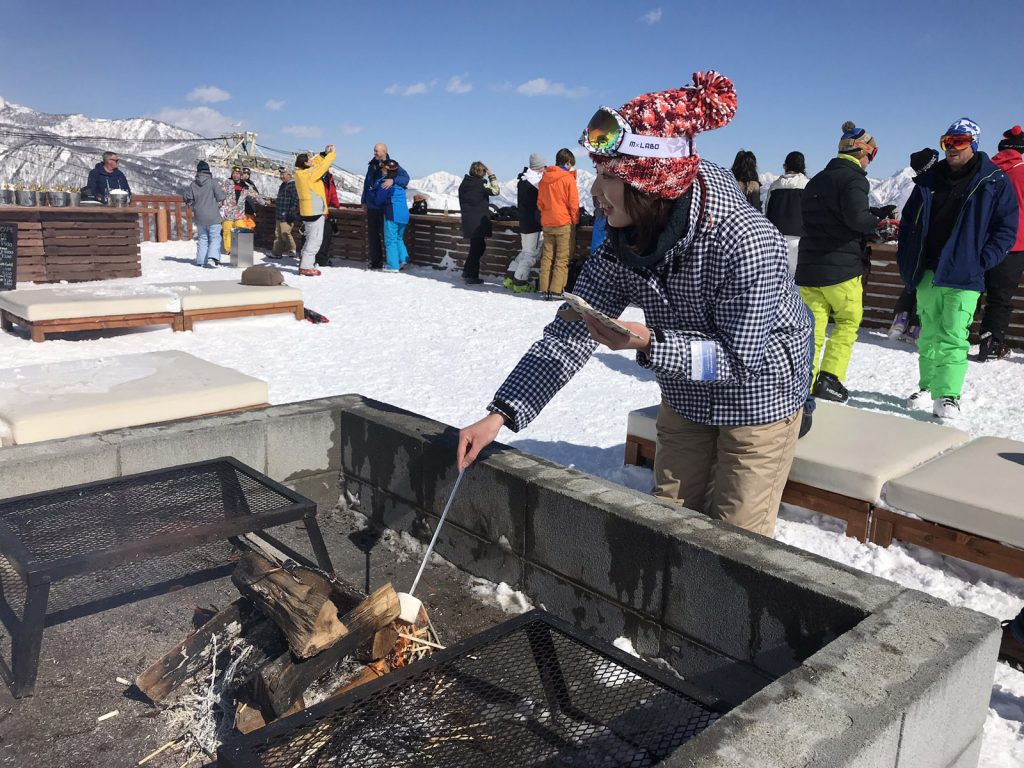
1, 97, 915, 212
0, 97, 366, 200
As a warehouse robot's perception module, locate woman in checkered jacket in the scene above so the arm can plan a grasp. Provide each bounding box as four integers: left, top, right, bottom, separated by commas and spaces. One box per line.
457, 73, 812, 538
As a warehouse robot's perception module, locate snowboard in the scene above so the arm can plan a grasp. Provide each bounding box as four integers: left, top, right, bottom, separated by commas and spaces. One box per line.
304, 308, 330, 324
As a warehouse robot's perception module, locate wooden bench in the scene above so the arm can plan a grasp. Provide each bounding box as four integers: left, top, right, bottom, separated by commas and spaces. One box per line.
167, 281, 303, 331
624, 401, 969, 543
872, 437, 1024, 578
0, 286, 182, 342
0, 281, 303, 341
0, 351, 268, 446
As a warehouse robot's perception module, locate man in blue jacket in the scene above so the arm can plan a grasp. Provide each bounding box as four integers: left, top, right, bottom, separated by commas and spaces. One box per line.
85, 151, 131, 203
897, 118, 1019, 419
361, 143, 410, 270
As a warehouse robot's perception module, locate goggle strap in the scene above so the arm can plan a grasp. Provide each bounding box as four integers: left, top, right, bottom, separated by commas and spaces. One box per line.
615, 132, 694, 159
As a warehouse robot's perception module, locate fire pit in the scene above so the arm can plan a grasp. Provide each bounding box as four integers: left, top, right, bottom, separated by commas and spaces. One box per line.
218, 610, 723, 767
0, 456, 333, 697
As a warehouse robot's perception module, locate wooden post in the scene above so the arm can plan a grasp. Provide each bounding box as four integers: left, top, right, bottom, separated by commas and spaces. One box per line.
156, 208, 169, 243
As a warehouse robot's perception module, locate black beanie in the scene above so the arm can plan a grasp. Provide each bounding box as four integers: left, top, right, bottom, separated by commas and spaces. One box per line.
909, 148, 938, 175
998, 125, 1024, 153
196, 160, 211, 172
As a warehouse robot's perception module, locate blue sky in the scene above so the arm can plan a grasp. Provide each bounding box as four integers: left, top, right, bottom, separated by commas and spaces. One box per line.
2, 0, 1023, 180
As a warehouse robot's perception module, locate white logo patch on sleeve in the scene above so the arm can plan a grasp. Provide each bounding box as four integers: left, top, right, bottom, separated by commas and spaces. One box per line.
689, 340, 718, 381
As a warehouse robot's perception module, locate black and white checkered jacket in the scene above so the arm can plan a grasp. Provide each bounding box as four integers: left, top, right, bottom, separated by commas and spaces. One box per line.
489, 160, 812, 431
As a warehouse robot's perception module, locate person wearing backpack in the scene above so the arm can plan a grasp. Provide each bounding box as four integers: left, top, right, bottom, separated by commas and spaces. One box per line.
505, 153, 546, 292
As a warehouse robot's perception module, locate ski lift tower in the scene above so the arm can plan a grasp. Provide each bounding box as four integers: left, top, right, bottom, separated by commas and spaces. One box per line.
206, 132, 284, 174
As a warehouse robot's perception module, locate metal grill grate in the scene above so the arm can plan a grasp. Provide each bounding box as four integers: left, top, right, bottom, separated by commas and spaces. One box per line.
0, 457, 331, 698
219, 611, 723, 768
0, 461, 295, 566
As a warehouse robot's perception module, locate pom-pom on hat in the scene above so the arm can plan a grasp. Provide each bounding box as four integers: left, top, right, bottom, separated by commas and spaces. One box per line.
838, 121, 877, 157
998, 125, 1024, 153
909, 148, 938, 175
944, 117, 981, 151
590, 71, 738, 199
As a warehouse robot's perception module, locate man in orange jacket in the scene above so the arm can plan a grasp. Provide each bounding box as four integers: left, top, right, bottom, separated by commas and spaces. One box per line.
537, 148, 580, 298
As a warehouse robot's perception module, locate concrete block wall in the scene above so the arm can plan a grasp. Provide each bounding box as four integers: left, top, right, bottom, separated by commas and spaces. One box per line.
0, 394, 999, 767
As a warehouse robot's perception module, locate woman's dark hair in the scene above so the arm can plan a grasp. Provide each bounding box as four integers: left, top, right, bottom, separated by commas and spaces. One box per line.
555, 148, 575, 167
731, 150, 758, 183
469, 161, 487, 178
294, 153, 310, 168
783, 151, 806, 175
621, 184, 675, 256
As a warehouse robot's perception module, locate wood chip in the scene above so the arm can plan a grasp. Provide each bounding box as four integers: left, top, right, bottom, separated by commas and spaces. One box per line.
97, 709, 119, 722
138, 739, 179, 765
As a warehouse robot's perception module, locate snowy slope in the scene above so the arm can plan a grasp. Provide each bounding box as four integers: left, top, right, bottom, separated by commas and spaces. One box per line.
409, 167, 597, 212
0, 244, 1022, 767
0, 97, 366, 199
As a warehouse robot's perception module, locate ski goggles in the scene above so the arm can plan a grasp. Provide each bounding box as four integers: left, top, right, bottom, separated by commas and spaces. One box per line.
940, 134, 974, 152
580, 106, 694, 159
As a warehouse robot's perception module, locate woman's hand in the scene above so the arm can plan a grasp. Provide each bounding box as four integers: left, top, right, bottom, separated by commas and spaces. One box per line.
583, 316, 651, 353
456, 412, 505, 470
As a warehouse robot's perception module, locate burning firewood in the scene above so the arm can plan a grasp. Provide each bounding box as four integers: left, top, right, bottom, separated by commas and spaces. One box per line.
136, 598, 264, 704
241, 581, 400, 719
232, 551, 347, 659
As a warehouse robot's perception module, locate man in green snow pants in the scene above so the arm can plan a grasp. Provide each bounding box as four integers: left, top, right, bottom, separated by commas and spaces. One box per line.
896, 117, 1019, 420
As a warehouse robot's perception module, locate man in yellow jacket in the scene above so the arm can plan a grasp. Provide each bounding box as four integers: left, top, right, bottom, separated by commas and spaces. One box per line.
536, 148, 580, 298
294, 144, 336, 276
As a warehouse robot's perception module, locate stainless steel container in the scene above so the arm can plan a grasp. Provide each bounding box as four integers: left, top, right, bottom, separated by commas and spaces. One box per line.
15, 191, 37, 206
107, 191, 130, 208
47, 191, 70, 207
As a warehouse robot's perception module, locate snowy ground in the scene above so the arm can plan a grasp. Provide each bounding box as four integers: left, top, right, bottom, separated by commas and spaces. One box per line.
2, 241, 1022, 765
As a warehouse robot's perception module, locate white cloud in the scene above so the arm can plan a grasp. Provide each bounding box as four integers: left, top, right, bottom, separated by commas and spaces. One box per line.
641, 8, 662, 24
446, 75, 473, 94
515, 78, 589, 99
150, 106, 240, 136
186, 85, 231, 104
281, 125, 323, 138
264, 99, 286, 111
384, 80, 437, 96
340, 123, 363, 136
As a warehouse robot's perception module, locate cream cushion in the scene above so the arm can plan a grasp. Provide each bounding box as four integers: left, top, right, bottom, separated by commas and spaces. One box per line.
789, 401, 969, 503
626, 401, 969, 504
0, 286, 179, 321
626, 405, 659, 443
884, 437, 1024, 549
0, 351, 267, 446
155, 281, 302, 311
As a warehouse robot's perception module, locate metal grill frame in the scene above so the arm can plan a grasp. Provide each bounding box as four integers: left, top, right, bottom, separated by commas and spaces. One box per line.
218, 609, 726, 768
0, 456, 334, 698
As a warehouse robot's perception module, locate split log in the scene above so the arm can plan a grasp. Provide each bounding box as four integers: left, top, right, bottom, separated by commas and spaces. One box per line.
232, 552, 345, 659
244, 582, 400, 718
136, 598, 262, 703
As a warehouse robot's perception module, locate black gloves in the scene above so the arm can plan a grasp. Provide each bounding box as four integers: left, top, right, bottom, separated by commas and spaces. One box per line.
870, 205, 897, 220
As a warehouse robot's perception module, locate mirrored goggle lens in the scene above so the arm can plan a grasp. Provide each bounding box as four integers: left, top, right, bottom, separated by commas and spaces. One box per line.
584, 109, 625, 153
940, 135, 973, 151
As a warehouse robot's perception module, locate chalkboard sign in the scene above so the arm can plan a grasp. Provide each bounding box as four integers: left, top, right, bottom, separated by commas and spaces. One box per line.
0, 223, 16, 291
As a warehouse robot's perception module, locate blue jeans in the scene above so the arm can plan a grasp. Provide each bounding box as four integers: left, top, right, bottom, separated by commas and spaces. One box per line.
195, 223, 221, 266
383, 220, 408, 270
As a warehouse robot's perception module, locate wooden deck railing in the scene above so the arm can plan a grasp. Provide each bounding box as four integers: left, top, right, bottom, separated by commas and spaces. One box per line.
132, 195, 193, 242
